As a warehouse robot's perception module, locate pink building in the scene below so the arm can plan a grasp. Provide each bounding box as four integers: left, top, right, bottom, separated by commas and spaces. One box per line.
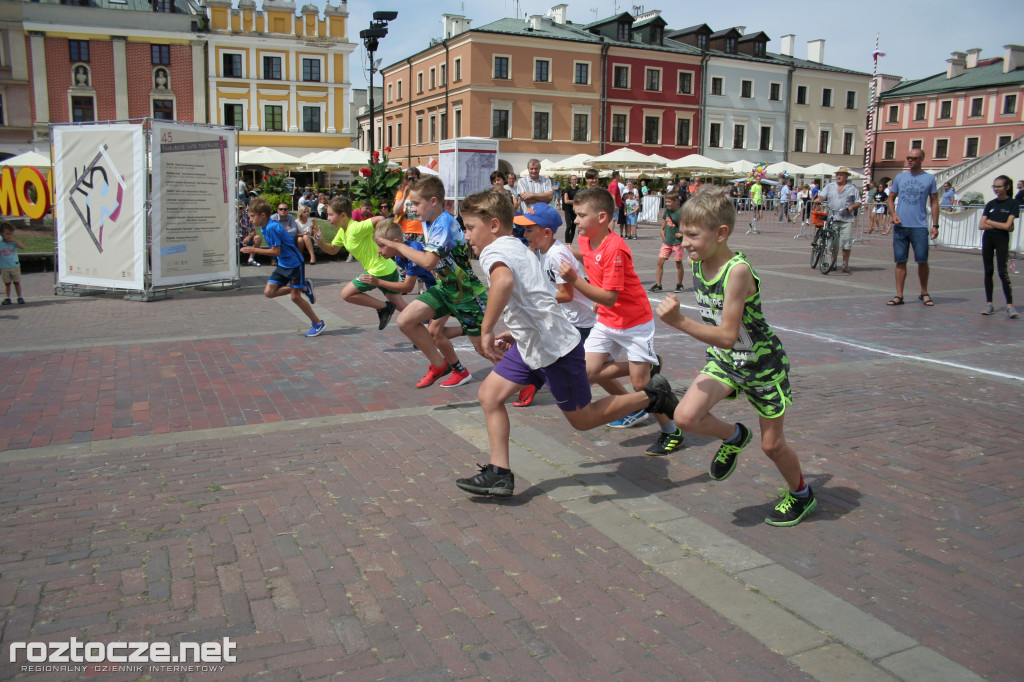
873, 45, 1024, 176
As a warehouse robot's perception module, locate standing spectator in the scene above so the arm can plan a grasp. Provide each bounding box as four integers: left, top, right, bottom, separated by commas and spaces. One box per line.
749, 180, 764, 229
797, 184, 810, 224
551, 177, 562, 210
777, 180, 793, 222
295, 206, 318, 264
0, 221, 26, 304
273, 202, 301, 239
394, 167, 424, 242
640, 179, 650, 196
506, 172, 518, 193
870, 182, 889, 234
940, 182, 958, 209
816, 167, 861, 274
316, 192, 329, 220
515, 158, 553, 213
624, 188, 641, 240
491, 170, 519, 211
562, 174, 580, 244
886, 149, 939, 306
237, 178, 249, 206
978, 175, 1018, 318
607, 170, 624, 236
1015, 179, 1024, 207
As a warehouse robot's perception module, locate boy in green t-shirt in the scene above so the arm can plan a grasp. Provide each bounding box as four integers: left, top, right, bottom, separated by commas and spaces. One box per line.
316, 196, 406, 330
656, 187, 815, 527
649, 191, 685, 293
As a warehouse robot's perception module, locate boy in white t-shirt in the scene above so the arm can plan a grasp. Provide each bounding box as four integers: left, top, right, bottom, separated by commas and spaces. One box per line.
454, 191, 679, 497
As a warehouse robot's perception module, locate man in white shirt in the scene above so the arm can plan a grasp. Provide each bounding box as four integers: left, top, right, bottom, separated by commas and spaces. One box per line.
816, 167, 861, 273
514, 159, 553, 212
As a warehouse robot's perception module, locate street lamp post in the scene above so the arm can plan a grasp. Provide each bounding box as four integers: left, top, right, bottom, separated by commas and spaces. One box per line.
360, 11, 398, 162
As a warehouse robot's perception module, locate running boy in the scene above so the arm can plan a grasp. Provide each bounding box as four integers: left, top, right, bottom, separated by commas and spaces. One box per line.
649, 191, 685, 293
513, 203, 597, 407
560, 188, 684, 457
377, 175, 487, 388
315, 197, 405, 330
455, 190, 678, 496
1, 221, 26, 305
655, 187, 816, 526
241, 197, 325, 337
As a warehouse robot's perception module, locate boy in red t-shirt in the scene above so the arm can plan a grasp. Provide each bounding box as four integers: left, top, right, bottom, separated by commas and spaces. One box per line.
559, 188, 684, 456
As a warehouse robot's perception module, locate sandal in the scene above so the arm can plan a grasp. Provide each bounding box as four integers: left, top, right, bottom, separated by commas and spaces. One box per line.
886, 295, 904, 306
918, 293, 935, 306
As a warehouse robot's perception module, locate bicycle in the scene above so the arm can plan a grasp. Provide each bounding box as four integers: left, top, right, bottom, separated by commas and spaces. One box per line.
809, 208, 839, 275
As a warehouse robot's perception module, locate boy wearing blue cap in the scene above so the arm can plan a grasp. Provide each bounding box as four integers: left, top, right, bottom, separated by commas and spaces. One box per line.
454, 191, 679, 497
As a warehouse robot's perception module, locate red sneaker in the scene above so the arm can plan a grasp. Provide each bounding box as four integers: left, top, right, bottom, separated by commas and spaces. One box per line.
415, 363, 450, 388
440, 367, 472, 388
512, 384, 537, 407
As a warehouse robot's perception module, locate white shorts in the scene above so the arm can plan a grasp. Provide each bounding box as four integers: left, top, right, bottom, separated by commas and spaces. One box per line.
584, 319, 657, 364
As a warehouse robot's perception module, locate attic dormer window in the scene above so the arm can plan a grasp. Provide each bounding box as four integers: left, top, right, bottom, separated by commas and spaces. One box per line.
617, 22, 630, 42
754, 41, 765, 58
651, 26, 663, 45
725, 37, 737, 53
697, 34, 708, 51
153, 0, 172, 12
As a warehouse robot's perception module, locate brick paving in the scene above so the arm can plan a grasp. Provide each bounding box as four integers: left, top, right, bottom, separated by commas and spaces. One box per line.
0, 229, 1021, 681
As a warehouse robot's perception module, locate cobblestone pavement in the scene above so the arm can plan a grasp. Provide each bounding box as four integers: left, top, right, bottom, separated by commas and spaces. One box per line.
1, 228, 1021, 681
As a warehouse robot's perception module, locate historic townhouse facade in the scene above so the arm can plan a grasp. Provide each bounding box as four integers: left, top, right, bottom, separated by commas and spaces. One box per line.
873, 45, 1024, 177
776, 35, 871, 168
0, 1, 34, 158
205, 0, 354, 153
20, 0, 204, 146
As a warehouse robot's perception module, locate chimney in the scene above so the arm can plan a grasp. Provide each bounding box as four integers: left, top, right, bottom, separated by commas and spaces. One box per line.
442, 14, 471, 39
528, 14, 544, 30
780, 34, 794, 57
735, 26, 746, 36
1004, 44, 1024, 73
946, 54, 966, 79
807, 39, 825, 64
965, 48, 982, 68
551, 3, 568, 24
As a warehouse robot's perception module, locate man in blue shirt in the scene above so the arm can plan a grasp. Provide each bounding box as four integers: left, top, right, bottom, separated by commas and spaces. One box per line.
241, 197, 325, 336
886, 149, 939, 306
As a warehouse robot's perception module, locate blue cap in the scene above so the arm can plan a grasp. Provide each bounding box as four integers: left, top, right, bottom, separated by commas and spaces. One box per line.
513, 202, 562, 234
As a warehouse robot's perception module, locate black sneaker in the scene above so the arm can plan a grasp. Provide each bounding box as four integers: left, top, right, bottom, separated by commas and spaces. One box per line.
377, 301, 396, 330
650, 354, 662, 377
648, 284, 663, 292
642, 374, 678, 417
710, 423, 751, 481
674, 283, 684, 292
456, 464, 515, 497
765, 487, 817, 527
645, 428, 684, 456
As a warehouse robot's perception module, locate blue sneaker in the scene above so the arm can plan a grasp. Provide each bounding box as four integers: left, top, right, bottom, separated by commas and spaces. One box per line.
302, 279, 316, 304
608, 409, 648, 429
305, 320, 326, 337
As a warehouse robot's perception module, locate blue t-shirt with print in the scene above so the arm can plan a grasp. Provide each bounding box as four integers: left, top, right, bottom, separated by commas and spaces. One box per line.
396, 240, 436, 288
891, 171, 938, 228
422, 211, 487, 302
0, 239, 19, 269
263, 220, 303, 268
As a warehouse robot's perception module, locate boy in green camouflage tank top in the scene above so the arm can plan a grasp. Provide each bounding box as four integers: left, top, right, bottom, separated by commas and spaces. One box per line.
655, 187, 816, 527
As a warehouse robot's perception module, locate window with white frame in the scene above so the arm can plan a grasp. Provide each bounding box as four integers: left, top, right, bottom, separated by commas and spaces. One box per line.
454, 58, 462, 82
613, 65, 630, 89
397, 80, 402, 99
416, 116, 423, 143
302, 58, 321, 82
934, 138, 949, 159
759, 126, 772, 151
910, 139, 922, 150
492, 107, 510, 138
740, 79, 753, 98
769, 82, 781, 101
793, 127, 806, 153
396, 122, 402, 146
453, 108, 462, 137
821, 87, 833, 107
574, 61, 590, 85
533, 111, 550, 140
675, 118, 690, 146
711, 77, 723, 96
417, 72, 423, 93
387, 83, 393, 102
429, 113, 436, 142
152, 99, 174, 120
677, 71, 692, 94
223, 103, 243, 129
611, 112, 627, 143
264, 104, 283, 131
883, 140, 895, 159
969, 97, 983, 117
1003, 94, 1017, 115
302, 106, 321, 132
644, 115, 660, 144
965, 136, 979, 157
998, 134, 1012, 148
263, 55, 282, 80
846, 90, 857, 109
887, 104, 899, 123
429, 67, 435, 89
440, 63, 446, 85
222, 52, 243, 78
493, 56, 510, 79
732, 123, 745, 149
818, 128, 830, 153
709, 122, 722, 147
534, 59, 550, 83
914, 102, 926, 121
572, 113, 589, 141
796, 85, 807, 105
645, 68, 661, 92
842, 130, 854, 155
939, 100, 952, 119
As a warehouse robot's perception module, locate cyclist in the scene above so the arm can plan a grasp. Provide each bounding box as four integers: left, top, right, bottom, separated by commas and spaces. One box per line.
814, 167, 861, 274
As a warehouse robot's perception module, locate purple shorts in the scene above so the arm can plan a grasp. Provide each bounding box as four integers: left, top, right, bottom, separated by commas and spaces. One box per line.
493, 339, 592, 412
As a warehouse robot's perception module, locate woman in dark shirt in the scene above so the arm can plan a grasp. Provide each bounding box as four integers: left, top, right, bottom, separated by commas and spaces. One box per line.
979, 175, 1018, 318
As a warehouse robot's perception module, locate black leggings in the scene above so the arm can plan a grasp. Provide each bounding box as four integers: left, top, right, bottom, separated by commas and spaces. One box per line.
982, 230, 1013, 304
564, 211, 576, 244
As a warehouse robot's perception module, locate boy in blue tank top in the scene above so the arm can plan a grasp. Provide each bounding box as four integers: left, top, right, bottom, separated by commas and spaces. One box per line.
655, 187, 816, 527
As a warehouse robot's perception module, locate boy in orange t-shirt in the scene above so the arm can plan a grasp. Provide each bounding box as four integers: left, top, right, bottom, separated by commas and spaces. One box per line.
559, 188, 684, 457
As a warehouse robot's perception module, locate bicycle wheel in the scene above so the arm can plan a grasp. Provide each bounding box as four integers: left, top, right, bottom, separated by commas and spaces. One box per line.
810, 234, 822, 269
820, 230, 838, 274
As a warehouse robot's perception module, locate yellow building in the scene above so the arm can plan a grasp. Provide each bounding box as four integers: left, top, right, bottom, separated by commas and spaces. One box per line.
205, 0, 354, 154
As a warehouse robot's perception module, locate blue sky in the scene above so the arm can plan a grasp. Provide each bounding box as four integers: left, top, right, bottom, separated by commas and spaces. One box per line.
342, 1, 1024, 91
